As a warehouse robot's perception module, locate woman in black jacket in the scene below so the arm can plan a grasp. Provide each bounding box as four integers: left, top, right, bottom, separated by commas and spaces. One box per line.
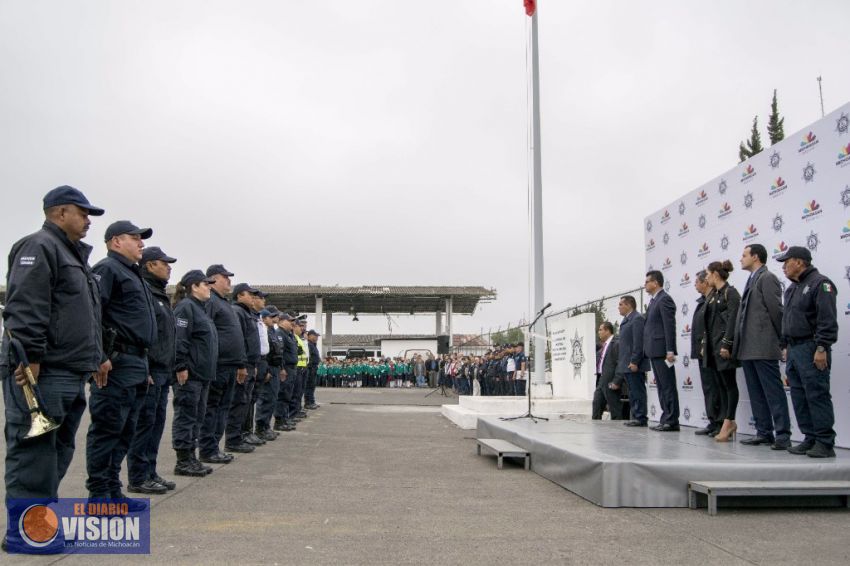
701, 260, 742, 442
171, 270, 219, 476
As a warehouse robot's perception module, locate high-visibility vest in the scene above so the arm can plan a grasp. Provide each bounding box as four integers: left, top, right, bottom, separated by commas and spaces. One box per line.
295, 333, 308, 367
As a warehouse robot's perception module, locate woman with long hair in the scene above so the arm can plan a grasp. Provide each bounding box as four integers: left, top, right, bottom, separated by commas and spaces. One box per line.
171, 270, 219, 476
701, 260, 742, 442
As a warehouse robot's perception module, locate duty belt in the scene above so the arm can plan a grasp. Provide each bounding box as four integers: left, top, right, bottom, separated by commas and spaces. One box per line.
114, 342, 149, 357
786, 336, 814, 346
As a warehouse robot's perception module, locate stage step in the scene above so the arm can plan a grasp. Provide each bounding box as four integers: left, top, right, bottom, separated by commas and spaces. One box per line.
688, 480, 850, 516
477, 438, 530, 470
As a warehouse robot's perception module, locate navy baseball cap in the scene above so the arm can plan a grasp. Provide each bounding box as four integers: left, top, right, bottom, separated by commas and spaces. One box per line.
141, 246, 177, 265
206, 264, 234, 277
774, 245, 812, 263
104, 220, 153, 242
308, 329, 320, 337
260, 308, 278, 318
180, 269, 215, 287
252, 289, 267, 298
279, 312, 297, 322
232, 282, 258, 299
43, 185, 105, 216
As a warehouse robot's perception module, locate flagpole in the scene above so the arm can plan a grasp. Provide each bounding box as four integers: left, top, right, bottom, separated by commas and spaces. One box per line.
528, 4, 546, 389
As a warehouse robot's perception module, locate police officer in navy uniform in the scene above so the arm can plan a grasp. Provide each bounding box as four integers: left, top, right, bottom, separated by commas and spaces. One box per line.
127, 246, 178, 495
775, 246, 839, 458
172, 270, 219, 476
2, 186, 105, 553
305, 329, 321, 410
227, 283, 262, 452
255, 307, 283, 439
86, 220, 156, 503
199, 264, 245, 464
274, 313, 299, 431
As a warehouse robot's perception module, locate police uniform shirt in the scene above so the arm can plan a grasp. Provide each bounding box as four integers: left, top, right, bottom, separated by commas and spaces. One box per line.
782, 266, 839, 348
258, 319, 270, 357
93, 250, 156, 353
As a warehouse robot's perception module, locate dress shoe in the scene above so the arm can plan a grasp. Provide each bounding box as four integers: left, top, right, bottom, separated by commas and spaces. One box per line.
257, 429, 278, 441
770, 439, 791, 450
151, 475, 176, 490
739, 435, 773, 446
653, 424, 680, 432
128, 479, 168, 495
273, 421, 287, 431
295, 411, 308, 418
624, 420, 647, 427
788, 439, 816, 455
305, 403, 320, 410
243, 433, 266, 446
200, 452, 232, 464
225, 443, 255, 453
694, 427, 713, 436
708, 429, 719, 437
111, 492, 148, 513
806, 442, 836, 458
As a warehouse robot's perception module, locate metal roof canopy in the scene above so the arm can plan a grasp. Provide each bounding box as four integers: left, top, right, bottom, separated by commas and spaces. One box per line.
254, 285, 496, 315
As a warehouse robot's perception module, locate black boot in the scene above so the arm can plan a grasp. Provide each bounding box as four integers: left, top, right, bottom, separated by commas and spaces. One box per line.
174, 450, 207, 477
191, 450, 214, 475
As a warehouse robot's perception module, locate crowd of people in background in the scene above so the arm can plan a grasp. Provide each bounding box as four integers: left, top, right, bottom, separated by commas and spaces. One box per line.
317, 344, 528, 396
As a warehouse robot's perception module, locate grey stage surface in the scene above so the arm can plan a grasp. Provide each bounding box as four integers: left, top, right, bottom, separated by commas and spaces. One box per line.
476, 417, 850, 508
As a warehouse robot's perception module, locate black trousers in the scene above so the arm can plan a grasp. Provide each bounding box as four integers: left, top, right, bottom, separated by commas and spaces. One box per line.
697, 365, 722, 430
199, 365, 236, 457
592, 373, 624, 420
128, 369, 172, 485
715, 367, 739, 421
226, 365, 255, 445
649, 358, 679, 426
275, 365, 296, 422
171, 380, 210, 451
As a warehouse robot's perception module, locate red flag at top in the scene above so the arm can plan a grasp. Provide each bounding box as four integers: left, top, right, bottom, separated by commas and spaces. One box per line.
524, 0, 536, 17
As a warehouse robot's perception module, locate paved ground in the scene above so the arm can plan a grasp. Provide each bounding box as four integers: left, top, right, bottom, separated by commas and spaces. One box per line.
2, 387, 849, 565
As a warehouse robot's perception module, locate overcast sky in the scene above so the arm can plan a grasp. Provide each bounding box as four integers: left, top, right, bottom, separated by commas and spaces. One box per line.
1, 0, 849, 336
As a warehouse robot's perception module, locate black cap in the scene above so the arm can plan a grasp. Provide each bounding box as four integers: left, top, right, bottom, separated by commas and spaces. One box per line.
104, 220, 153, 242
259, 308, 276, 318
308, 329, 320, 337
251, 289, 267, 298
180, 269, 215, 287
43, 185, 105, 216
141, 246, 177, 265
206, 264, 234, 277
774, 245, 812, 263
279, 312, 297, 322
232, 282, 258, 299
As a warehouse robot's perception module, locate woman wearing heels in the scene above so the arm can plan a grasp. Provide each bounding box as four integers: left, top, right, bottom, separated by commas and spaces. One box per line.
701, 260, 742, 442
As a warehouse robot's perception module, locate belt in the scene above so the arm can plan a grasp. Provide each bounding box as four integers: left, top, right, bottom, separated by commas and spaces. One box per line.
114, 342, 148, 357
786, 337, 814, 346
259, 355, 268, 361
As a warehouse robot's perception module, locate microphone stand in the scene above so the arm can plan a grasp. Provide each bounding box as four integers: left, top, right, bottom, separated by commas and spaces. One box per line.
502, 303, 551, 423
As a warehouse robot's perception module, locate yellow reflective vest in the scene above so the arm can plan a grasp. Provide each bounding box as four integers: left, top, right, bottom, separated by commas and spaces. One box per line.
295, 333, 309, 367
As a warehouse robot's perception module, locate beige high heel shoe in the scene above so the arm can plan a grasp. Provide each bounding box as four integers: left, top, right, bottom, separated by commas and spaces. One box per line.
714, 419, 737, 442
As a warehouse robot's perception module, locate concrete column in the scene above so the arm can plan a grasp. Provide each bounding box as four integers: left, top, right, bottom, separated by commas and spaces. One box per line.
445, 297, 453, 346
324, 312, 333, 357
435, 310, 443, 336
315, 296, 323, 356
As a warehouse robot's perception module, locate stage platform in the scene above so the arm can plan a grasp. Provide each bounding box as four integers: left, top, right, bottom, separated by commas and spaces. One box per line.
476, 416, 850, 508
442, 395, 591, 429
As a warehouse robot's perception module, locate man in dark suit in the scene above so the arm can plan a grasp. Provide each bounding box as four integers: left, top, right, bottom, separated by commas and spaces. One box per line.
643, 270, 680, 431
692, 270, 722, 436
617, 295, 650, 426
592, 322, 622, 419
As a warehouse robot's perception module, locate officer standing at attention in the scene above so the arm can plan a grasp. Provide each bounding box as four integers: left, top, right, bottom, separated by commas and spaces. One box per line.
274, 313, 299, 432
305, 329, 321, 410
199, 264, 244, 465
172, 270, 219, 477
2, 186, 105, 554
775, 246, 839, 458
255, 308, 284, 439
127, 246, 178, 495
243, 290, 269, 444
290, 318, 310, 421
226, 283, 262, 453
86, 220, 156, 502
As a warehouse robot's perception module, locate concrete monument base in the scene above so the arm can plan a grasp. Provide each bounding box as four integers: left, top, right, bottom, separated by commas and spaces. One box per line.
442, 395, 592, 430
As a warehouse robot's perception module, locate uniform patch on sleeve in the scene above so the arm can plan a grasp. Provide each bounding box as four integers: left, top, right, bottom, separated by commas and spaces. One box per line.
176, 318, 189, 328
18, 256, 36, 266
823, 283, 833, 293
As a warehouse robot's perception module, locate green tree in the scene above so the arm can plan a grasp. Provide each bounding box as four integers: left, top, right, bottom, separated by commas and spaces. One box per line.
738, 141, 750, 163
767, 89, 785, 145
745, 115, 764, 157
491, 326, 524, 347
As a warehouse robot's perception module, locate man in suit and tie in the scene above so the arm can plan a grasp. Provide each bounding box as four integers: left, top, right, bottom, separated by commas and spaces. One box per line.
592, 322, 622, 420
643, 270, 680, 431
617, 295, 650, 426
734, 244, 790, 450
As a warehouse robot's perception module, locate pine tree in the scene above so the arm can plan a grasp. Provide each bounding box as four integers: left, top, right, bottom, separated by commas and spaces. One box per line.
767, 89, 785, 145
738, 141, 750, 163
745, 116, 763, 157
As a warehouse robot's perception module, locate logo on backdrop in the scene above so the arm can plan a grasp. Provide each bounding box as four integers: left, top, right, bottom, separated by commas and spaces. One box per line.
682, 376, 694, 391
720, 234, 730, 251
769, 150, 782, 169
698, 242, 711, 258
698, 214, 707, 229
682, 355, 690, 367
663, 232, 670, 245
646, 219, 653, 232
807, 230, 821, 252
680, 251, 688, 265
772, 213, 785, 232
844, 266, 850, 288
681, 302, 689, 316
718, 179, 728, 195
718, 202, 733, 220
798, 131, 819, 154
840, 220, 850, 242
678, 222, 690, 238
740, 164, 757, 183
772, 241, 789, 259
836, 112, 849, 135
680, 324, 691, 338
769, 176, 788, 198
743, 224, 760, 242
662, 257, 672, 270
744, 190, 755, 209
801, 200, 824, 221
679, 273, 691, 288
844, 302, 850, 317
696, 190, 709, 206
664, 280, 671, 292
841, 186, 850, 209
650, 404, 657, 417
683, 407, 691, 422
837, 142, 850, 167
679, 201, 686, 215
660, 210, 672, 224
646, 239, 656, 251
802, 162, 817, 183
569, 331, 585, 378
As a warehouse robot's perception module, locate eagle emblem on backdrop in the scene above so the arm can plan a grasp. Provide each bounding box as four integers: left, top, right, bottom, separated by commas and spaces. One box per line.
569, 330, 585, 379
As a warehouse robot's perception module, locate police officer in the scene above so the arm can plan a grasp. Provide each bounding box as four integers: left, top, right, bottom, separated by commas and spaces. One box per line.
86, 220, 156, 503
305, 329, 321, 410
2, 186, 105, 553
274, 313, 299, 431
776, 246, 839, 458
255, 308, 284, 439
199, 264, 244, 465
127, 246, 178, 494
289, 318, 310, 420
172, 270, 219, 476
226, 283, 262, 452
243, 290, 269, 443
